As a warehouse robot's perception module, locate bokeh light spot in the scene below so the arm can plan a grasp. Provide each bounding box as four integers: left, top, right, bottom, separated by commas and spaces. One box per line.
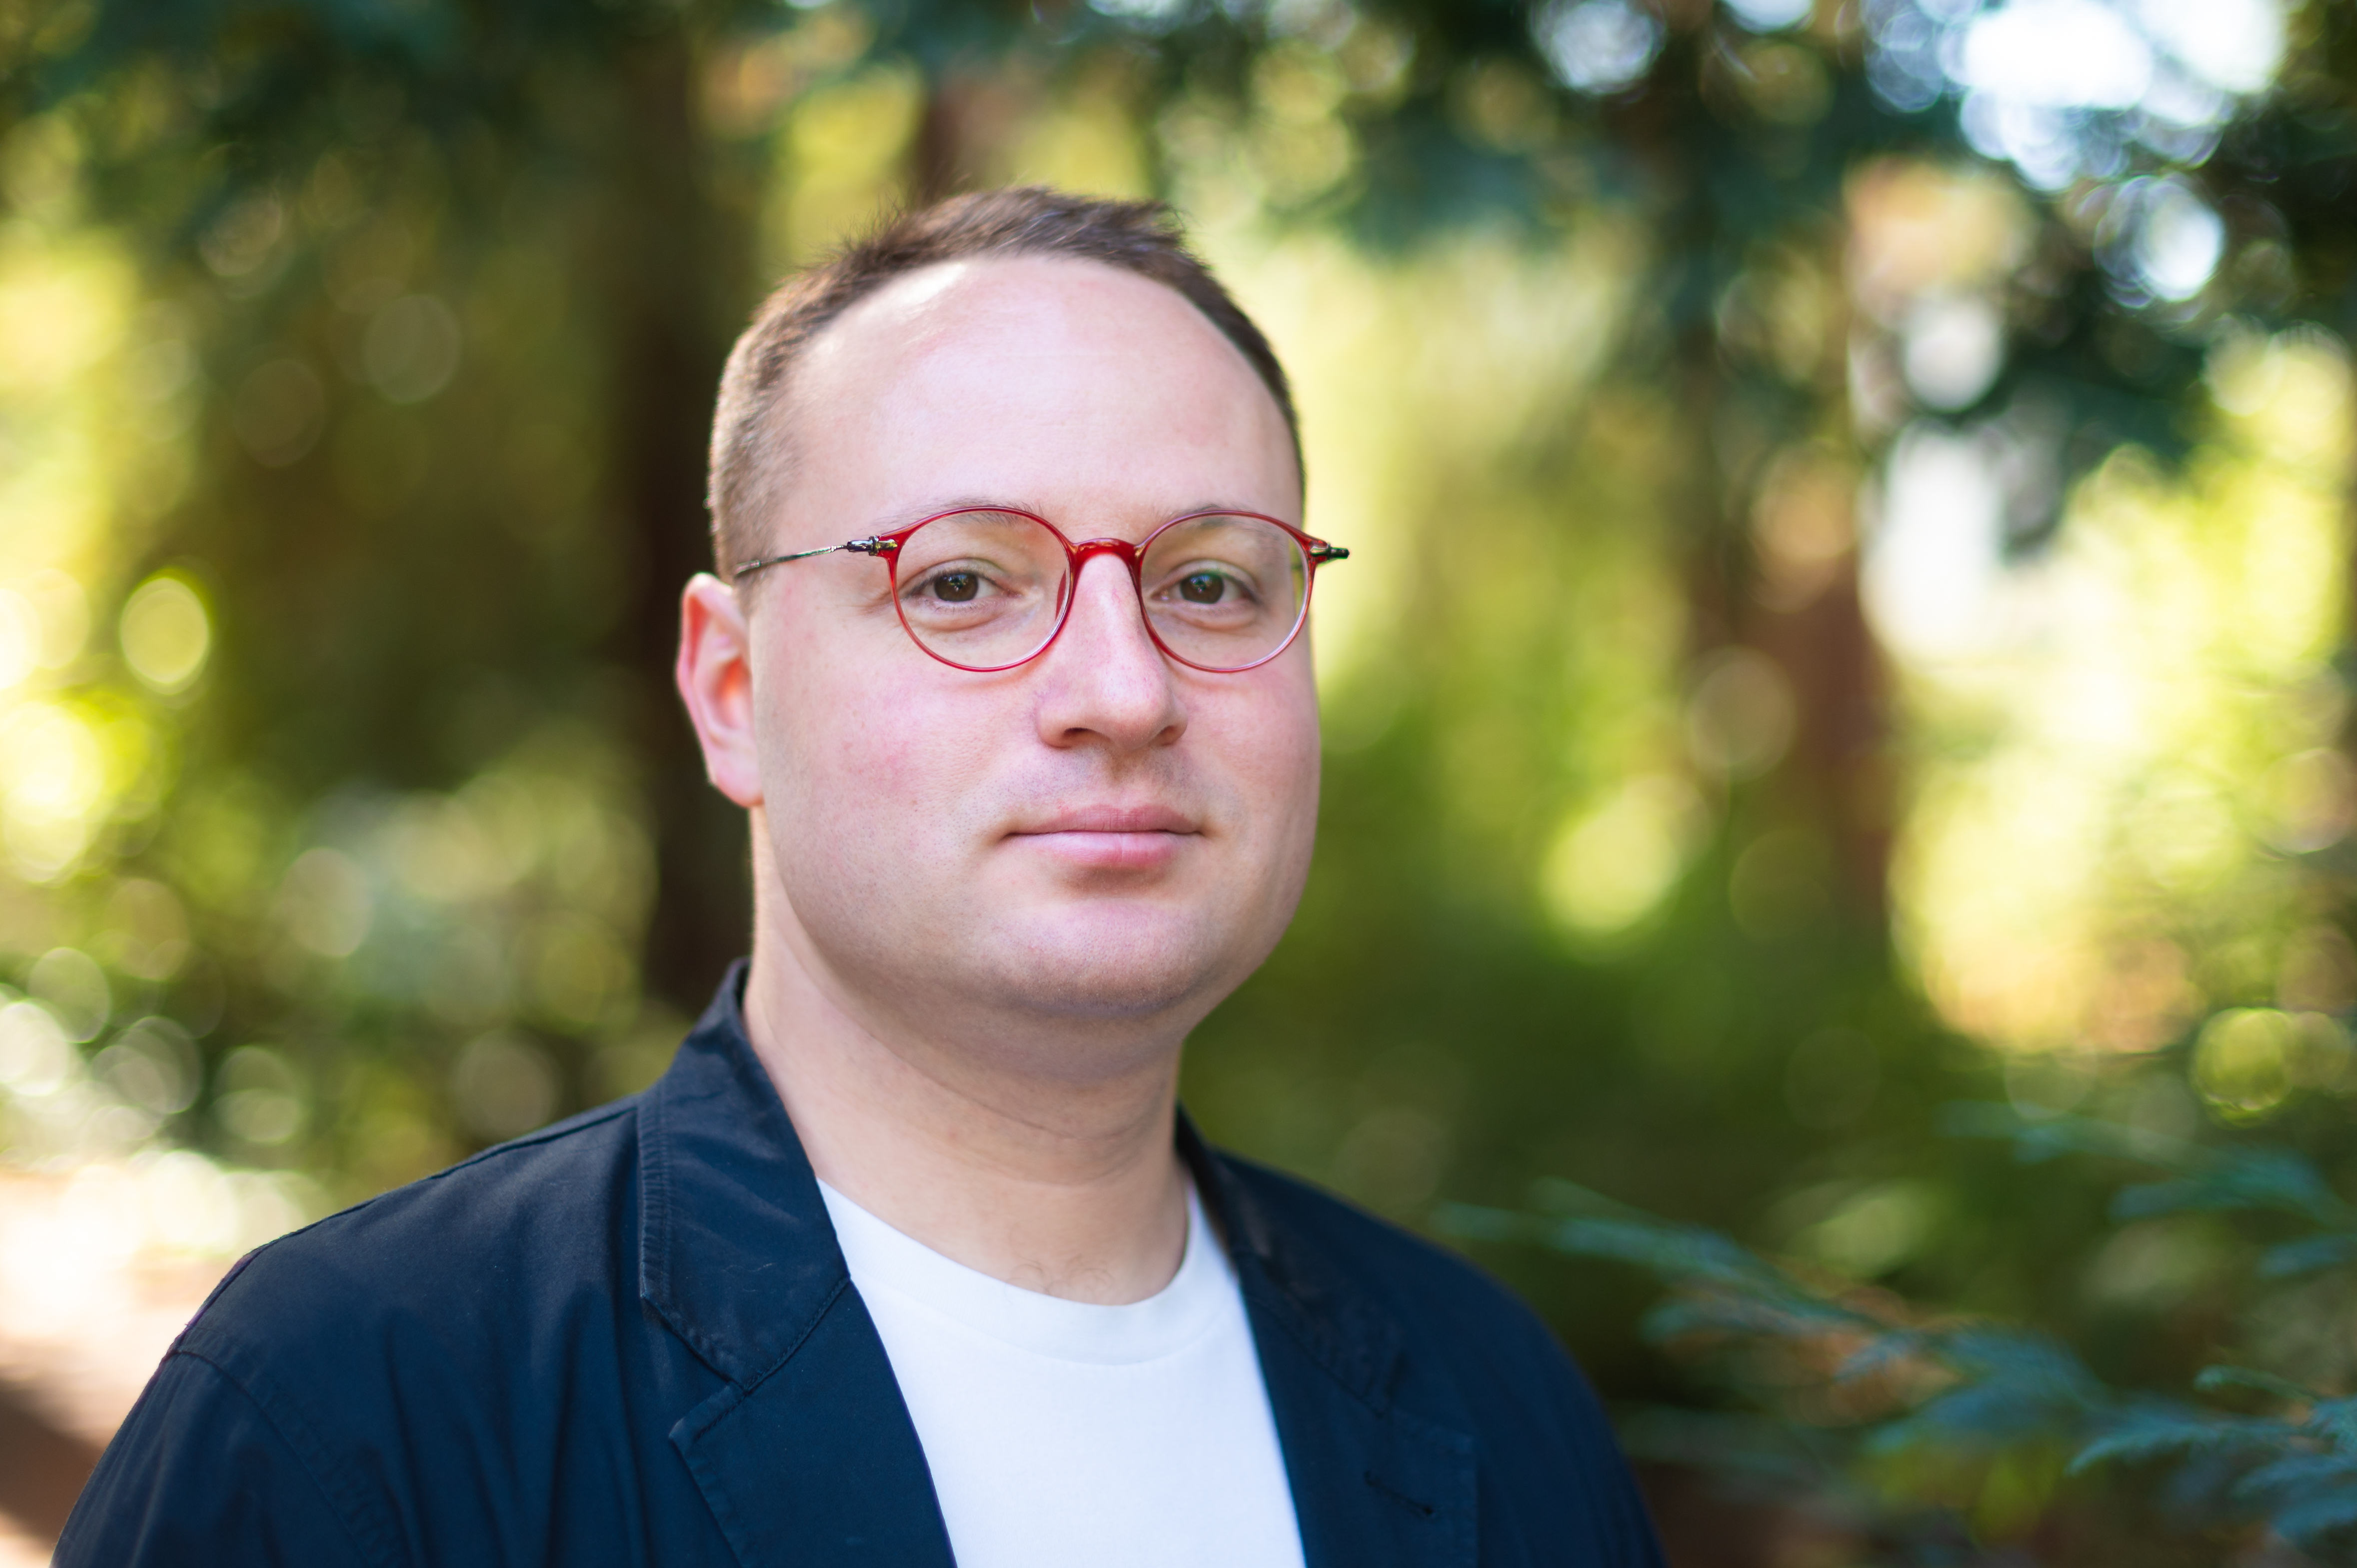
214, 1046, 308, 1148
1901, 294, 2004, 410
1533, 0, 1663, 95
2256, 749, 2354, 855
94, 1018, 201, 1116
1960, 0, 2153, 111
2193, 1008, 2296, 1120
0, 589, 37, 690
362, 294, 463, 404
1685, 647, 1796, 780
0, 1000, 75, 1097
522, 913, 635, 1030
28, 946, 108, 1042
1724, 0, 1813, 32
118, 574, 211, 693
231, 358, 326, 466
451, 1031, 560, 1142
1802, 1180, 1941, 1278
276, 848, 374, 959
1541, 775, 1709, 942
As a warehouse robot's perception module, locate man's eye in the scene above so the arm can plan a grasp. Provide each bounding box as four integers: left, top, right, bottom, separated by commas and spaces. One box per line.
929, 571, 982, 602
1178, 571, 1227, 604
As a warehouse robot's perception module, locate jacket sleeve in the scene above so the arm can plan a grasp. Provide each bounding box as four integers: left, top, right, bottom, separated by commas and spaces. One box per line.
54, 1348, 376, 1568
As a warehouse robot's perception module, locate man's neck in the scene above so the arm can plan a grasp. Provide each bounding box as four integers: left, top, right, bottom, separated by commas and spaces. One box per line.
740, 940, 1192, 1307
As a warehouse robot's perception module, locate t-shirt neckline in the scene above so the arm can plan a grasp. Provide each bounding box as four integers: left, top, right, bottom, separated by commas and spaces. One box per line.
816, 1178, 1236, 1367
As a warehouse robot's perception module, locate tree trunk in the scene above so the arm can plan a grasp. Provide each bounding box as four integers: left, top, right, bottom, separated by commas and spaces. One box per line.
600, 33, 757, 1014
0, 1377, 102, 1549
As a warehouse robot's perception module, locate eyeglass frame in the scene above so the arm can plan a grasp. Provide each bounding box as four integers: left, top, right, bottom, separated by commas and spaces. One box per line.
731, 505, 1350, 675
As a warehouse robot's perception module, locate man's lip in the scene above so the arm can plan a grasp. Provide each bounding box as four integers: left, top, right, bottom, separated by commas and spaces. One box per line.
1010, 804, 1199, 836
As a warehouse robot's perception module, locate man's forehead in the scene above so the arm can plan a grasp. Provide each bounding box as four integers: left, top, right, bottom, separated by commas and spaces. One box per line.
776, 255, 1298, 522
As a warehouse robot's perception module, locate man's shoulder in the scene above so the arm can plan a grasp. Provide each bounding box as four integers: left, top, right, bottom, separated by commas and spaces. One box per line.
67, 1093, 738, 1568
1212, 1149, 1569, 1369
187, 1095, 646, 1366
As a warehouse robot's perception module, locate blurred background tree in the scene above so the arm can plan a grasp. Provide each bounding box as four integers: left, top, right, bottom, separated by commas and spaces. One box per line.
3, 0, 2356, 1560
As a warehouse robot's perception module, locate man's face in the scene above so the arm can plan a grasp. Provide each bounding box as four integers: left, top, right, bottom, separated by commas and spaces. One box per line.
721, 256, 1320, 1068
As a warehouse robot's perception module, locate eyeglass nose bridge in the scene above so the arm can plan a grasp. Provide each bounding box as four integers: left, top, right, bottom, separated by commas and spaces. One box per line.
1066, 536, 1150, 573
1049, 537, 1158, 648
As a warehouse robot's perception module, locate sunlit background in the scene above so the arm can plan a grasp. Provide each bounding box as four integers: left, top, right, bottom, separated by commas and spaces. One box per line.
3, 0, 2355, 1561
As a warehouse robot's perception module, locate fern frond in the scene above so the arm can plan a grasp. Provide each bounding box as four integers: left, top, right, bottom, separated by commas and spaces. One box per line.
1939, 1101, 2210, 1171
2193, 1365, 2326, 1405
1835, 1328, 1936, 1384
2112, 1149, 2351, 1227
2305, 1398, 2357, 1451
2237, 1450, 2357, 1506
2267, 1487, 2357, 1552
2260, 1232, 2357, 1279
2071, 1403, 2287, 1473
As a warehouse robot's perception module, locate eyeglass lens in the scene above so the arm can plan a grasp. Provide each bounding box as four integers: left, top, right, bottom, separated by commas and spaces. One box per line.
892, 511, 1311, 671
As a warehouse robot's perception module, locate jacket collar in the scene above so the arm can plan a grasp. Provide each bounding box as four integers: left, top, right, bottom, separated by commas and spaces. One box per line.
1178, 1114, 1407, 1408
639, 964, 1475, 1568
1182, 1117, 1478, 1567
637, 962, 850, 1391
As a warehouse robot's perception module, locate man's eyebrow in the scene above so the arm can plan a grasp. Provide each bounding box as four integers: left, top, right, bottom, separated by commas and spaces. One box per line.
871, 495, 1049, 530
1175, 500, 1283, 519
869, 497, 1286, 532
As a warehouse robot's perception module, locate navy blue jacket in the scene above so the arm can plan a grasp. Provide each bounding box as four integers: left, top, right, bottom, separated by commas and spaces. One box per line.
59, 971, 1664, 1567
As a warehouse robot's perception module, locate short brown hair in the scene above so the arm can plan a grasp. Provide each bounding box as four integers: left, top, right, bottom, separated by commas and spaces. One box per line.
705, 186, 1302, 580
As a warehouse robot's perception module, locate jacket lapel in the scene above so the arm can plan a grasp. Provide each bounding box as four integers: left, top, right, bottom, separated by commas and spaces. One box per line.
639, 971, 955, 1568
1185, 1121, 1479, 1568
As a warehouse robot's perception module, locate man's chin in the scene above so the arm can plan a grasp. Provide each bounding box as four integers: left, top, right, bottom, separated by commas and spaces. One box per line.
978, 906, 1237, 1023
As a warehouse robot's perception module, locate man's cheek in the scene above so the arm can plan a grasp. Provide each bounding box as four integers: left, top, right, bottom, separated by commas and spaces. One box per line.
805, 684, 935, 803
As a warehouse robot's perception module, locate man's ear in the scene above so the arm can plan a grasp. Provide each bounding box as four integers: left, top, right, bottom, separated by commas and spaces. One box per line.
676, 573, 764, 808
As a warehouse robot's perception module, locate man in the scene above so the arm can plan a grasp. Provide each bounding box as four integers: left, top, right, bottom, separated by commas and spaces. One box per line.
59, 187, 1664, 1567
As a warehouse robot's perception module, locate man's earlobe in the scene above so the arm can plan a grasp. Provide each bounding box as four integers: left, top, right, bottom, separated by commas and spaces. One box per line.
676, 573, 765, 809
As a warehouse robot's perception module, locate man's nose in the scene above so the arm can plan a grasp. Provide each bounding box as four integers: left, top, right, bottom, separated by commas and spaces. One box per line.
1031, 553, 1186, 754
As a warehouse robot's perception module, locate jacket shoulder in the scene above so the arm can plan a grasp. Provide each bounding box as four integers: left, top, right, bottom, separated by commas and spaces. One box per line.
1217, 1151, 1558, 1351
57, 1345, 377, 1568
189, 1096, 644, 1358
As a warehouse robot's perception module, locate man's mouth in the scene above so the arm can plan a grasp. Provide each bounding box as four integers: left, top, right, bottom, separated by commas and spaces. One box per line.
1009, 805, 1199, 871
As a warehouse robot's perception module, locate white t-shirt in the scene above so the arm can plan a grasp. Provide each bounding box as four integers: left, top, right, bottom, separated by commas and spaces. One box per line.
817, 1178, 1308, 1568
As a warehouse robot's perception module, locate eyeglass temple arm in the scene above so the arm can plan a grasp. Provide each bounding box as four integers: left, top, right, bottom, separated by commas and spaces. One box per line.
732, 536, 900, 579
1306, 542, 1349, 563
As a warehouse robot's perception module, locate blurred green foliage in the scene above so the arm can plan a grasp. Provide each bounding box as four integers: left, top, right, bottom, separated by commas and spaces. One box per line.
1441, 1105, 2357, 1560
6, 0, 2357, 1559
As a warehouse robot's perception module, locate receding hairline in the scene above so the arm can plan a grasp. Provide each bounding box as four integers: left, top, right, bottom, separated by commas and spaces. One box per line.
705, 187, 1303, 583
758, 254, 1301, 534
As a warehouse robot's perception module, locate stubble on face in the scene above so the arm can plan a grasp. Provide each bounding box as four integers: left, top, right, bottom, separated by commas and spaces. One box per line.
742, 256, 1321, 1080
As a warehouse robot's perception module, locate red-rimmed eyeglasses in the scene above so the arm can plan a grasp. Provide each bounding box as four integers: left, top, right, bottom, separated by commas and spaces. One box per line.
733, 507, 1350, 674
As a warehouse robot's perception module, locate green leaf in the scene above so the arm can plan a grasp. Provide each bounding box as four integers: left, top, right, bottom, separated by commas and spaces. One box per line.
2071, 1405, 2286, 1474
2112, 1151, 2350, 1227
2275, 1489, 2357, 1554
2194, 1366, 2325, 1405
1939, 1102, 2210, 1171
1835, 1329, 1934, 1385
1430, 1201, 1535, 1246
2259, 1232, 2357, 1279
2237, 1450, 2357, 1507
2307, 1398, 2357, 1451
